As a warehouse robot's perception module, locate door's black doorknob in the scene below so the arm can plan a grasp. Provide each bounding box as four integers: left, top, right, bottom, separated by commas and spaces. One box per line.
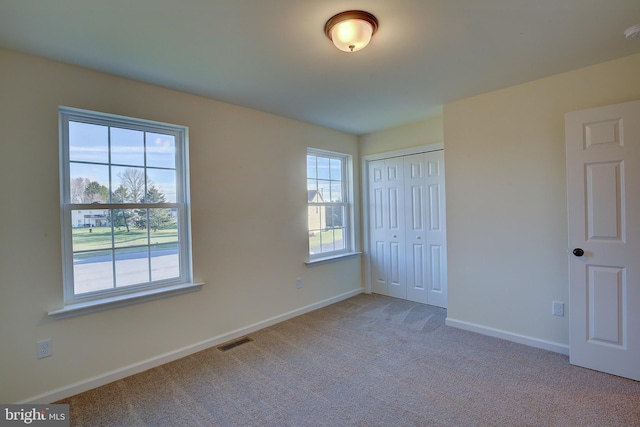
573, 248, 585, 257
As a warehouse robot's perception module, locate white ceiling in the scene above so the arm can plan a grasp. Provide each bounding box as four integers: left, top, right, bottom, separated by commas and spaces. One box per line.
1, 0, 639, 135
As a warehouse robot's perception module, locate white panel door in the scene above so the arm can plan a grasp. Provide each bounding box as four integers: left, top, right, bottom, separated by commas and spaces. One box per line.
368, 157, 406, 298
385, 157, 406, 299
369, 159, 388, 296
403, 152, 447, 307
565, 99, 640, 381
424, 151, 447, 308
405, 153, 428, 304
368, 151, 447, 307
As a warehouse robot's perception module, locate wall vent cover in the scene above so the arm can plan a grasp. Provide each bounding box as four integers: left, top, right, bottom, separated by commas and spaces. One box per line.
217, 337, 254, 352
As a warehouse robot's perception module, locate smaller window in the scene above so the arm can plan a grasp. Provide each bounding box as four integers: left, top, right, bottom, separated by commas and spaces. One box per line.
307, 149, 352, 260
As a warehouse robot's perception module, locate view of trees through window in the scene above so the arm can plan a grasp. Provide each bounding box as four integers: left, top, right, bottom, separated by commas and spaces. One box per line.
71, 168, 175, 232
63, 115, 184, 297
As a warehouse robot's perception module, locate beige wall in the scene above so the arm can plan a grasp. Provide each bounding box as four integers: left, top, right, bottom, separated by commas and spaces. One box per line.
444, 53, 640, 347
359, 115, 443, 156
0, 48, 361, 403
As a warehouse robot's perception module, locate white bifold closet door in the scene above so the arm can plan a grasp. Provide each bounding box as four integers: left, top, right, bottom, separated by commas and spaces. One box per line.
368, 151, 447, 308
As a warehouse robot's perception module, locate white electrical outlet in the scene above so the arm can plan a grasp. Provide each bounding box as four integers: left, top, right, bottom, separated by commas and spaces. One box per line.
37, 339, 52, 359
296, 277, 302, 289
552, 301, 564, 317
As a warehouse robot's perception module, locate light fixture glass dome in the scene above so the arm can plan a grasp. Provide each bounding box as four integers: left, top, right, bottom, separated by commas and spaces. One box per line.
331, 19, 373, 52
325, 11, 379, 53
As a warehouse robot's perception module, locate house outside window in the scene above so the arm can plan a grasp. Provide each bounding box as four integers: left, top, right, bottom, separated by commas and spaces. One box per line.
306, 149, 352, 260
57, 107, 196, 312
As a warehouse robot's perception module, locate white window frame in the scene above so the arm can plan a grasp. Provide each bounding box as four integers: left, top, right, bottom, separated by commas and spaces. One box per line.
306, 148, 355, 263
50, 107, 201, 319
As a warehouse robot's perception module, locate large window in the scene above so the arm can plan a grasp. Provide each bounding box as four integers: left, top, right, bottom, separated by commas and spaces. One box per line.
307, 149, 352, 260
58, 107, 195, 310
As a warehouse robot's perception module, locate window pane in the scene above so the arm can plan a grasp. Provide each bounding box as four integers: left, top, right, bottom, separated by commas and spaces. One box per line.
112, 166, 146, 203
69, 121, 109, 163
330, 158, 342, 181
307, 155, 317, 179
317, 156, 330, 180
307, 179, 318, 195
147, 168, 176, 203
334, 227, 346, 251
70, 163, 110, 203
317, 180, 330, 201
309, 230, 322, 255
325, 206, 345, 229
111, 127, 144, 166
73, 250, 114, 294
309, 229, 335, 255
151, 242, 180, 281
146, 133, 176, 168
320, 229, 335, 254
111, 208, 135, 235
309, 208, 345, 255
115, 247, 149, 287
113, 212, 148, 248
308, 204, 324, 231
71, 211, 112, 251
146, 208, 178, 235
330, 182, 343, 202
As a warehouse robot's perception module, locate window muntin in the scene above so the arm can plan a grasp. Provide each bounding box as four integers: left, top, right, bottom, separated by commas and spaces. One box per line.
307, 149, 351, 259
60, 107, 192, 304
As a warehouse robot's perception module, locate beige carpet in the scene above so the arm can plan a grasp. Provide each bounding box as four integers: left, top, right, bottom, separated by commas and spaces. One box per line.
57, 294, 640, 426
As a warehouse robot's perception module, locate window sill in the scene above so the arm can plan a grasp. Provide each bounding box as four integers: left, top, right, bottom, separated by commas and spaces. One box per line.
305, 252, 361, 267
48, 282, 204, 319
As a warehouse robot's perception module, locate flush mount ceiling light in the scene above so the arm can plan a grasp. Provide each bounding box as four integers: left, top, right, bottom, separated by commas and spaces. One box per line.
324, 10, 379, 52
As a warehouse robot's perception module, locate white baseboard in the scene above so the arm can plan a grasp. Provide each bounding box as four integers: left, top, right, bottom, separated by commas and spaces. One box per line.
445, 317, 569, 356
19, 288, 364, 404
